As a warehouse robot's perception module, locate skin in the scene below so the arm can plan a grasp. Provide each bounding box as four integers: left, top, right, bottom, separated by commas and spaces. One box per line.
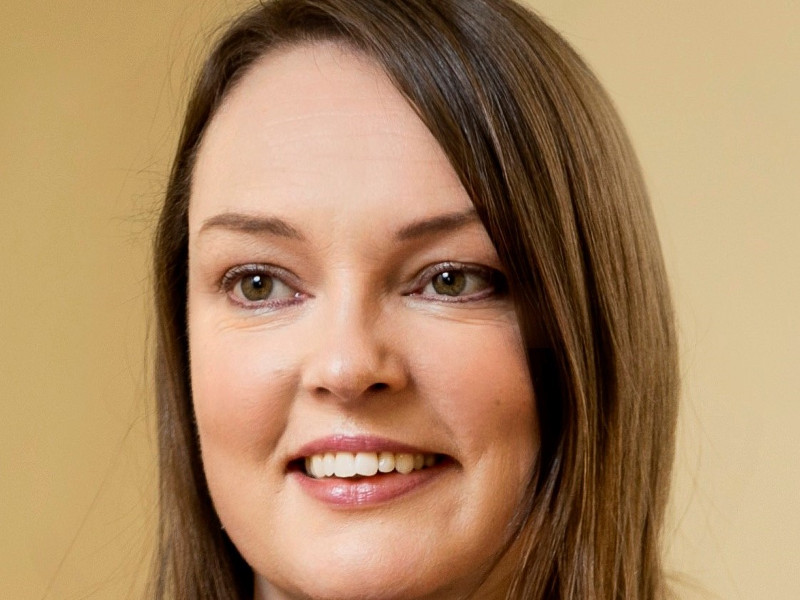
187, 42, 538, 600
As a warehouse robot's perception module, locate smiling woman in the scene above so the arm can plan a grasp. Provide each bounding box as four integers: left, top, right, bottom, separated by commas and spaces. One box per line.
151, 1, 677, 599
188, 45, 537, 599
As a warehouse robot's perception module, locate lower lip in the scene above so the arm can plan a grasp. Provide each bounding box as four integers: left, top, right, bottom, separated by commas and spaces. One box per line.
291, 465, 449, 507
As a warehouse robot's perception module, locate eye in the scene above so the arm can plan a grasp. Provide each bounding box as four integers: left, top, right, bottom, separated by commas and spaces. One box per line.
239, 273, 274, 301
221, 264, 302, 308
430, 270, 468, 296
417, 263, 505, 301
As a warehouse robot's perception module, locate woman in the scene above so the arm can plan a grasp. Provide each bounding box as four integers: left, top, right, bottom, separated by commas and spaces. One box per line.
151, 0, 678, 598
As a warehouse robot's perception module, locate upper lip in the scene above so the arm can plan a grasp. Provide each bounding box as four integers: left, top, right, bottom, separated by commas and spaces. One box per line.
290, 434, 439, 462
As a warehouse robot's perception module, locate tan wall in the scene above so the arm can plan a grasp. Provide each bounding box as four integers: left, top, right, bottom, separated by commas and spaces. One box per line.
2, 1, 797, 598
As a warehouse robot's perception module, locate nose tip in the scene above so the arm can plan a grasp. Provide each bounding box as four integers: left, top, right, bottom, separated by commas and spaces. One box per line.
309, 358, 397, 402
301, 312, 408, 403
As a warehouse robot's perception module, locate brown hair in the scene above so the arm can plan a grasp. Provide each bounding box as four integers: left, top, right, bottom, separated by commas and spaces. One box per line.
151, 1, 678, 598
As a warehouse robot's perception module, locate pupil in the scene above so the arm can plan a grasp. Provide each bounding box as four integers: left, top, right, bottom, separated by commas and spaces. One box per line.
241, 274, 272, 301
433, 270, 466, 296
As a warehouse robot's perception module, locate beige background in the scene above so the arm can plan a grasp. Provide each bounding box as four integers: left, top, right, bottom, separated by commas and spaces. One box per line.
1, 1, 797, 598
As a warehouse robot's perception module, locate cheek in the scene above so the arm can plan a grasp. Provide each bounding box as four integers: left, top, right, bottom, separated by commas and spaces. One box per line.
410, 316, 538, 476
189, 323, 298, 462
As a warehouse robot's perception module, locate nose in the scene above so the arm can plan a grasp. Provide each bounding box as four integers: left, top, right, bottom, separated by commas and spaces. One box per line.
300, 294, 409, 403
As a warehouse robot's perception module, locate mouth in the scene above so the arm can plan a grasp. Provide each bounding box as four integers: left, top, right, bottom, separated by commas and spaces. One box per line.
287, 435, 455, 505
290, 451, 446, 479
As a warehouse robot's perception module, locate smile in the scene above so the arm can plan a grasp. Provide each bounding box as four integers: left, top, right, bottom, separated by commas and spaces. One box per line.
288, 435, 454, 505
304, 451, 440, 479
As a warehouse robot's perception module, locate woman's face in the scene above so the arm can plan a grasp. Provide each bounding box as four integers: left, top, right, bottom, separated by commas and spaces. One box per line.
188, 43, 538, 600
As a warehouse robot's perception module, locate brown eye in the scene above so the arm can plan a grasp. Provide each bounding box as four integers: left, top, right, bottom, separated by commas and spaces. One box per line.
239, 274, 274, 301
431, 270, 467, 296
419, 264, 503, 301
221, 264, 302, 309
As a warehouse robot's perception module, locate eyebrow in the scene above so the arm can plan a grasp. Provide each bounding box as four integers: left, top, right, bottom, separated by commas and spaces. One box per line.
198, 212, 305, 240
394, 208, 479, 241
197, 207, 479, 242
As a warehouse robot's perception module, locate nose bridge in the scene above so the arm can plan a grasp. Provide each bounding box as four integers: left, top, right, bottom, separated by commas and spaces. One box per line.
302, 277, 405, 401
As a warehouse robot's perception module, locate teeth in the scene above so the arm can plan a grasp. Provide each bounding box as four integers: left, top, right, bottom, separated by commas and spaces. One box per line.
378, 451, 395, 473
395, 453, 414, 474
303, 451, 438, 479
311, 454, 325, 479
334, 452, 356, 477
323, 452, 335, 476
354, 452, 379, 476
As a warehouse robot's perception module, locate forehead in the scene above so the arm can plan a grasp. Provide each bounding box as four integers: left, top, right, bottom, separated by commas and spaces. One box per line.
189, 42, 471, 232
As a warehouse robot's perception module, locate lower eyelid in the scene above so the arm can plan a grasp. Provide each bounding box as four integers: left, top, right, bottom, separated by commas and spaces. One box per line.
417, 269, 499, 299
217, 264, 304, 309
219, 263, 504, 305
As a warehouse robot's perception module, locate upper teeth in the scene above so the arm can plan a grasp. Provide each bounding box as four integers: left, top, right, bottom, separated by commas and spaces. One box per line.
304, 451, 436, 479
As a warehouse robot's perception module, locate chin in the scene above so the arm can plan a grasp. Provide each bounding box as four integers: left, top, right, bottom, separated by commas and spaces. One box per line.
251, 532, 492, 600
256, 571, 467, 600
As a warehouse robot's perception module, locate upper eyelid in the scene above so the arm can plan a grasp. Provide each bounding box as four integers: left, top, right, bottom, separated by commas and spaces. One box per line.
411, 261, 501, 297
219, 263, 295, 292
220, 264, 304, 311
217, 260, 501, 297
415, 261, 493, 284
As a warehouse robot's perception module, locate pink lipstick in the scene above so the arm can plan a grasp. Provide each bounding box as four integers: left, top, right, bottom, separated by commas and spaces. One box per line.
288, 434, 454, 507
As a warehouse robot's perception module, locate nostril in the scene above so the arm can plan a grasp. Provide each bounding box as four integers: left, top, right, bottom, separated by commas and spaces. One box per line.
368, 382, 389, 393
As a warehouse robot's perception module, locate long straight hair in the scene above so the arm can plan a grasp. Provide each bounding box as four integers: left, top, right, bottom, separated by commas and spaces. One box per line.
151, 1, 679, 598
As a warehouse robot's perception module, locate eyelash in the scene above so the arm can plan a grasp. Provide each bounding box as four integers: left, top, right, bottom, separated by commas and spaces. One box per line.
218, 261, 506, 309
411, 262, 507, 303
219, 263, 304, 310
